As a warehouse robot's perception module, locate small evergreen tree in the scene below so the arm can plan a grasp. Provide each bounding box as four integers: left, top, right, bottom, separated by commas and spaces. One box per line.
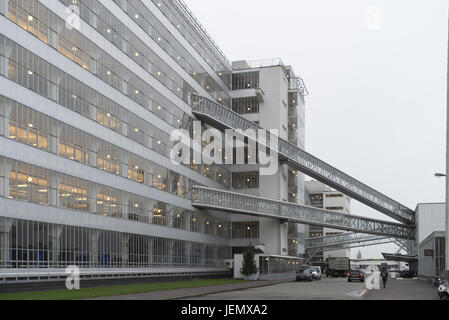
242, 245, 258, 276
357, 250, 362, 260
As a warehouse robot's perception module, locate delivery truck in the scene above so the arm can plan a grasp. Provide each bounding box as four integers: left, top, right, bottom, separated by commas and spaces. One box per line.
325, 257, 350, 277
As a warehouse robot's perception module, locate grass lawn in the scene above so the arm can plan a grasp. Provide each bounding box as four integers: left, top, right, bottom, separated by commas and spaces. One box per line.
0, 278, 244, 300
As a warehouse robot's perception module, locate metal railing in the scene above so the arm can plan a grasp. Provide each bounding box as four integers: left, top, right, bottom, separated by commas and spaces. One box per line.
289, 77, 309, 96
191, 186, 414, 239
305, 238, 397, 262
305, 233, 390, 250
191, 95, 415, 225
232, 58, 285, 70
171, 0, 232, 71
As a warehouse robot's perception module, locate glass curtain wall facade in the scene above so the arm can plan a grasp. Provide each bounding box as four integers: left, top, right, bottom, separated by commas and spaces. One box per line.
0, 0, 308, 277
0, 0, 234, 273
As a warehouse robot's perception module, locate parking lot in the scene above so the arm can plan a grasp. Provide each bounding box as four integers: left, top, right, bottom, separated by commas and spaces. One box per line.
188, 277, 367, 300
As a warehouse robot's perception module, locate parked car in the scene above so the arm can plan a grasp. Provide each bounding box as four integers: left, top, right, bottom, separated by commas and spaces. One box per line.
296, 268, 314, 282
400, 270, 417, 279
388, 268, 400, 279
309, 266, 322, 280
347, 270, 365, 282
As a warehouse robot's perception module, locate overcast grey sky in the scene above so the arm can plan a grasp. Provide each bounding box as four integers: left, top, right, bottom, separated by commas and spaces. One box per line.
184, 0, 448, 258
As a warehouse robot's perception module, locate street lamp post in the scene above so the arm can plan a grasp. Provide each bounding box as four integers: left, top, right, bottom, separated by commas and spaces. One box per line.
435, 172, 448, 278
446, 9, 449, 280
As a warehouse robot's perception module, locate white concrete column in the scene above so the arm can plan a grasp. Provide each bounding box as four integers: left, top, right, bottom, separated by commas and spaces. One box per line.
1, 37, 13, 79
50, 225, 62, 267
49, 73, 63, 102
168, 239, 174, 267
0, 218, 12, 268
199, 217, 206, 234
90, 10, 97, 29
89, 230, 100, 267
1, 98, 12, 138
0, 158, 12, 198
143, 199, 151, 224
167, 205, 175, 229
0, 0, 9, 16
88, 185, 98, 215
49, 121, 62, 155
147, 237, 154, 266
184, 242, 192, 267
49, 24, 63, 50
120, 150, 129, 179
49, 173, 61, 207
121, 119, 129, 138
120, 74, 129, 96
89, 139, 99, 169
89, 103, 98, 122
280, 221, 289, 256
120, 234, 129, 268
184, 211, 191, 232
120, 193, 129, 220
200, 245, 207, 267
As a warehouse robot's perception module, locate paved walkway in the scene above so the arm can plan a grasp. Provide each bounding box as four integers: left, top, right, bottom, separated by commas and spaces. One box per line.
363, 279, 439, 300
88, 280, 288, 300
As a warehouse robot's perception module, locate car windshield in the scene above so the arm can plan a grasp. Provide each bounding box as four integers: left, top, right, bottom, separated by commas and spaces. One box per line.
303, 269, 313, 274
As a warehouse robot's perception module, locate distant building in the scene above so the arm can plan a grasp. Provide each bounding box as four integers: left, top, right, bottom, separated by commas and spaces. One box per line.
305, 180, 351, 266
229, 59, 308, 262
416, 203, 446, 279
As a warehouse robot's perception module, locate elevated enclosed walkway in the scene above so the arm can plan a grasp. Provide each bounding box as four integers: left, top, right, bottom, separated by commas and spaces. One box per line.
192, 186, 414, 239
305, 233, 394, 251
191, 95, 415, 226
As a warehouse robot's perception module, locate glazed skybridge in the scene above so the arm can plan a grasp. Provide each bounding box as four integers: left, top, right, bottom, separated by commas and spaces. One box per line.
191, 187, 414, 239
191, 94, 415, 226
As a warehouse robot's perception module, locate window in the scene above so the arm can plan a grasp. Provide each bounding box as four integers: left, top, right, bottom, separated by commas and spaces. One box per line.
152, 202, 167, 226
8, 168, 48, 205
59, 180, 88, 212
232, 97, 259, 114
232, 71, 259, 90
8, 103, 50, 151
97, 155, 120, 175
232, 172, 259, 189
128, 166, 145, 184
232, 222, 259, 239
325, 207, 344, 211
326, 194, 343, 198
309, 194, 323, 207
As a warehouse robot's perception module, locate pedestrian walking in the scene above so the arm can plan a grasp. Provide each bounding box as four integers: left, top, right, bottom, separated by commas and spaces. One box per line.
381, 266, 389, 289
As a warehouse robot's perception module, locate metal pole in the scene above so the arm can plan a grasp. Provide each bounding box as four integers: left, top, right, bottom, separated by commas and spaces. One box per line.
446, 7, 449, 280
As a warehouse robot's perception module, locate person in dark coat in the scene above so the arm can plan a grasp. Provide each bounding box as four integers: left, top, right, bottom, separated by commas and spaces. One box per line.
381, 266, 389, 288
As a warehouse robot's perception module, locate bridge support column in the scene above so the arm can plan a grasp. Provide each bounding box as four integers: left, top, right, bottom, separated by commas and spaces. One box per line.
280, 221, 289, 256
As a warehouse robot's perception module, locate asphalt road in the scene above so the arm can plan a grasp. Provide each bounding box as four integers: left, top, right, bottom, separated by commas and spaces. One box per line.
363, 278, 439, 300
188, 278, 439, 300
88, 277, 439, 300
188, 277, 367, 300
